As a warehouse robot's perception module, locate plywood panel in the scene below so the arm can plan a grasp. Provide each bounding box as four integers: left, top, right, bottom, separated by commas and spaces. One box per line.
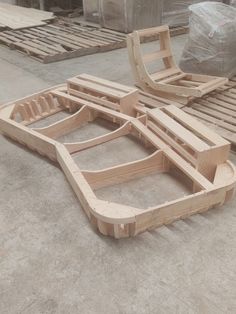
0, 3, 54, 30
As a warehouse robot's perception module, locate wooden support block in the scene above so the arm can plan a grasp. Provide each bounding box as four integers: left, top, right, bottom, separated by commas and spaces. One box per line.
67, 74, 139, 116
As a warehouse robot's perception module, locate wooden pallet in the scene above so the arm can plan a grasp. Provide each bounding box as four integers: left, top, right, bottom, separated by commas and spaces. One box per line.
0, 76, 235, 238
127, 25, 228, 104
0, 21, 188, 63
182, 77, 236, 149
0, 21, 126, 63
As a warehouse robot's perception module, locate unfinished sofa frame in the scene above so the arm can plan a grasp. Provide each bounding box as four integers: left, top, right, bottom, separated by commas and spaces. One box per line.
127, 25, 228, 104
0, 78, 235, 238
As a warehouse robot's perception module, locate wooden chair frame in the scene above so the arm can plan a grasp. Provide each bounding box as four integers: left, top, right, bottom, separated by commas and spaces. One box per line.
0, 80, 235, 238
127, 25, 228, 104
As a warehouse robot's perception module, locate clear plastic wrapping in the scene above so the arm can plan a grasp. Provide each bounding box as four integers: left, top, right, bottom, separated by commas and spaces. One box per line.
230, 0, 236, 7
83, 0, 162, 33
162, 0, 222, 27
179, 2, 236, 78
83, 0, 100, 23
99, 0, 162, 33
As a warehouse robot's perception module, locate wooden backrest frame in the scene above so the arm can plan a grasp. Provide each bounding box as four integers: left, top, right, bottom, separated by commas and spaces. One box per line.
127, 26, 228, 103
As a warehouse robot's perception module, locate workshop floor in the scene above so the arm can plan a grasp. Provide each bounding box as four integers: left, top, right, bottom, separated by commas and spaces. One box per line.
0, 34, 236, 314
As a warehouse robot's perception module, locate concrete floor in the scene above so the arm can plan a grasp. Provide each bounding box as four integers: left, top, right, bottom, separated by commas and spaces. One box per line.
0, 35, 236, 314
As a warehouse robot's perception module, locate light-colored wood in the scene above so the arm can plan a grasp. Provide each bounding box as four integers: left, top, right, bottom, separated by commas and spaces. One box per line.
65, 121, 131, 154
182, 76, 236, 149
0, 21, 126, 63
148, 108, 210, 151
33, 106, 93, 139
67, 74, 139, 117
82, 150, 167, 190
0, 22, 188, 63
0, 3, 54, 30
0, 117, 58, 161
0, 80, 235, 239
127, 25, 228, 103
131, 76, 236, 150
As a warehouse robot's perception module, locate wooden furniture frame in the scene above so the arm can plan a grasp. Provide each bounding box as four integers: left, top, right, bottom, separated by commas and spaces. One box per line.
134, 75, 236, 151
1, 79, 235, 238
67, 73, 139, 117
127, 25, 228, 104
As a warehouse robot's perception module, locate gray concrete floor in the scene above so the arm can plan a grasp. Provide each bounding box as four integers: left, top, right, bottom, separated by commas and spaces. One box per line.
0, 35, 236, 314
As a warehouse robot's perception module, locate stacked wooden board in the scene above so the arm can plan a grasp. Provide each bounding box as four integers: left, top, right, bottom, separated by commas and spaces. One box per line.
0, 3, 54, 30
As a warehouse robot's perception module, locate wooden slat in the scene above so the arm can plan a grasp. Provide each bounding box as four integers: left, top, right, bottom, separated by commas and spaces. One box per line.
192, 103, 236, 125
12, 41, 48, 57
183, 107, 236, 145
147, 120, 197, 166
78, 74, 136, 93
163, 105, 228, 146
131, 120, 214, 190
200, 77, 228, 92
151, 67, 181, 81
68, 77, 127, 98
68, 89, 120, 111
160, 73, 186, 84
143, 49, 171, 63
183, 107, 236, 133
205, 96, 236, 112
148, 108, 210, 151
198, 99, 236, 118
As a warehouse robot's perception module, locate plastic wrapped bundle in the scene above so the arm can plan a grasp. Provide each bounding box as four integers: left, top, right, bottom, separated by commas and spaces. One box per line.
230, 0, 236, 7
83, 0, 100, 23
179, 2, 236, 78
162, 0, 222, 27
99, 0, 162, 33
